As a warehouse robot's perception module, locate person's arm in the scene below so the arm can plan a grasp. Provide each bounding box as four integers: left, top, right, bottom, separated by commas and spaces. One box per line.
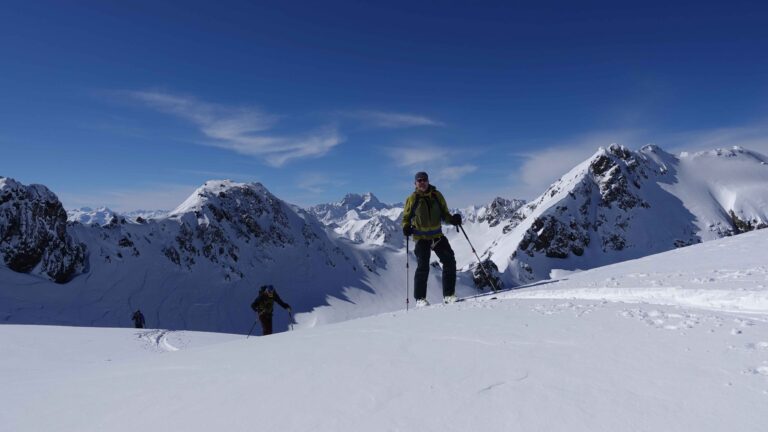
401, 194, 415, 228
274, 293, 290, 310
437, 191, 462, 226
436, 191, 451, 223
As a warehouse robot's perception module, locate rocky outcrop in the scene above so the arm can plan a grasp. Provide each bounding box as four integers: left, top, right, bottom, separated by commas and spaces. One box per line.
0, 177, 86, 283
477, 197, 527, 228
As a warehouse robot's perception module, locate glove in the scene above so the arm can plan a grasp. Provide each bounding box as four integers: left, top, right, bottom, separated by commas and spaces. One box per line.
402, 225, 413, 237
450, 213, 462, 226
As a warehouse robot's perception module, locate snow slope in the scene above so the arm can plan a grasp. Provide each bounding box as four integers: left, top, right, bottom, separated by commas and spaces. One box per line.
4, 228, 768, 432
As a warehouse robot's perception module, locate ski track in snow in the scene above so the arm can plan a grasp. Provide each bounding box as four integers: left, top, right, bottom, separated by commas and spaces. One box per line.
136, 329, 181, 352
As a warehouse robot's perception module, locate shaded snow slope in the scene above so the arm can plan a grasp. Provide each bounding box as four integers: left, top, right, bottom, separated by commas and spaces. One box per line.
1, 179, 378, 333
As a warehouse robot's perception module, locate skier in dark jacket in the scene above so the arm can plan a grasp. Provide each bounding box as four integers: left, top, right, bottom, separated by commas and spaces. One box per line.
402, 171, 462, 306
132, 309, 146, 329
250, 285, 291, 335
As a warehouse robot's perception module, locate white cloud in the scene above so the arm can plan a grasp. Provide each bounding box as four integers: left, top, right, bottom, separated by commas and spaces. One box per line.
384, 144, 479, 186
386, 144, 451, 168
125, 91, 343, 167
348, 110, 444, 128
436, 165, 478, 182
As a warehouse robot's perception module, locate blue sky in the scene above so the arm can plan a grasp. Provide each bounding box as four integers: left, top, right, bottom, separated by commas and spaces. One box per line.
2, 0, 768, 211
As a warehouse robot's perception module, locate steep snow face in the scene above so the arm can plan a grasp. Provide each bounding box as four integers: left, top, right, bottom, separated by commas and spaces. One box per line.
664, 146, 768, 238
0, 177, 86, 283
487, 144, 768, 286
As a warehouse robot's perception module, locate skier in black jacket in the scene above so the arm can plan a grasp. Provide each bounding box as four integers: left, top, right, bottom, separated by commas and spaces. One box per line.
250, 285, 291, 335
132, 309, 146, 329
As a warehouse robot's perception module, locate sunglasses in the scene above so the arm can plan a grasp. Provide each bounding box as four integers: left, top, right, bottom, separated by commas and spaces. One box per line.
416, 178, 428, 183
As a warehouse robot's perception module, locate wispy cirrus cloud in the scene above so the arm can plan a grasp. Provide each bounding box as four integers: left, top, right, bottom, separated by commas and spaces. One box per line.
438, 165, 478, 182
386, 143, 456, 168
346, 110, 445, 129
296, 172, 348, 194
385, 143, 477, 184
124, 90, 343, 167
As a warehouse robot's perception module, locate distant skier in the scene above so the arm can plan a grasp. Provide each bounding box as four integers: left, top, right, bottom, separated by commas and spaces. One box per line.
402, 171, 462, 306
251, 285, 292, 336
132, 309, 146, 329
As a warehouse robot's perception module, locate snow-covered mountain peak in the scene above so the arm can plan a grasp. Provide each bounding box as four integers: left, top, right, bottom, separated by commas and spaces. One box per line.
0, 176, 60, 202
336, 192, 386, 212
485, 144, 768, 287
169, 180, 271, 218
67, 206, 119, 226
1, 176, 86, 283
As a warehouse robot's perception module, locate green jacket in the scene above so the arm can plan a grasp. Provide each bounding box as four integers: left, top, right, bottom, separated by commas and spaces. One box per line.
402, 185, 451, 240
251, 291, 290, 316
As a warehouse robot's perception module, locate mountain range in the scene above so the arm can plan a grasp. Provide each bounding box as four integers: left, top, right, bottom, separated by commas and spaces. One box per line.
2, 144, 767, 332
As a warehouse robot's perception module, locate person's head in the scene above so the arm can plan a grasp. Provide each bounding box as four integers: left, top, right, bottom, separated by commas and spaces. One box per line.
414, 171, 429, 192
261, 285, 275, 297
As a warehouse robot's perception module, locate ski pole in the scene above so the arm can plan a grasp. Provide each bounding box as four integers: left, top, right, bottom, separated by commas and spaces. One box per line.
246, 318, 259, 339
288, 311, 294, 331
459, 225, 499, 292
406, 235, 410, 311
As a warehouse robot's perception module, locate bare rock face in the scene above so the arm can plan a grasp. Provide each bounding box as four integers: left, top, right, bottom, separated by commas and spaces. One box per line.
0, 177, 86, 283
478, 197, 527, 228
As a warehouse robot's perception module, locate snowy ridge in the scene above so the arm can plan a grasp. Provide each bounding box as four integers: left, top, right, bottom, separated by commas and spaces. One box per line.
67, 206, 120, 226
484, 144, 768, 286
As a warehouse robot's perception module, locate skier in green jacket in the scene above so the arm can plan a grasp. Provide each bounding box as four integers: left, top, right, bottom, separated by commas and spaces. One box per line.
401, 171, 462, 306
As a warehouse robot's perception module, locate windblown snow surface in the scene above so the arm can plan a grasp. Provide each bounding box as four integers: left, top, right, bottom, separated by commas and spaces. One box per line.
3, 230, 768, 431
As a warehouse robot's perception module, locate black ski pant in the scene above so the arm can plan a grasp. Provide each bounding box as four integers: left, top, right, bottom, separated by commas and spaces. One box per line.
259, 313, 273, 336
413, 236, 456, 300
